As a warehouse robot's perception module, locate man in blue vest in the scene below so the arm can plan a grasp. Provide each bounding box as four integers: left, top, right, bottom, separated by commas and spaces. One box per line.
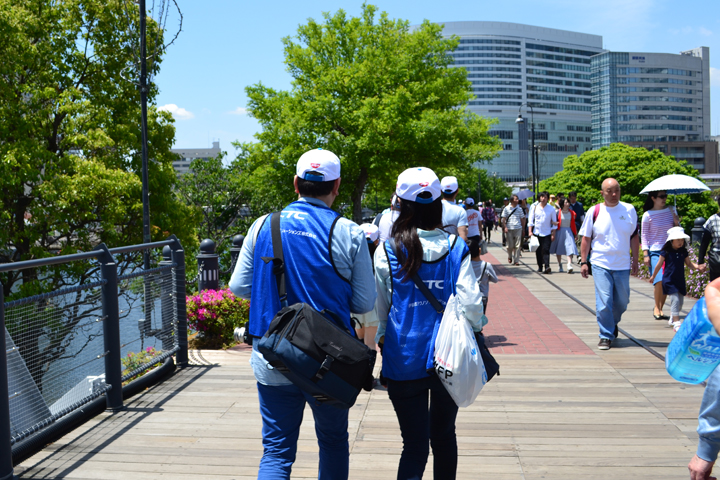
229, 148, 377, 479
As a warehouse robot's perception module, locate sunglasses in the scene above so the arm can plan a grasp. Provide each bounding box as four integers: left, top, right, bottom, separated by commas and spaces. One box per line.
656, 194, 668, 199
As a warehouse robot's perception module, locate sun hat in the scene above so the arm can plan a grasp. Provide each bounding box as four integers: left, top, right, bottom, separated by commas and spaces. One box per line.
440, 176, 459, 194
296, 148, 341, 182
666, 226, 690, 243
396, 167, 442, 204
360, 223, 379, 243
465, 197, 475, 206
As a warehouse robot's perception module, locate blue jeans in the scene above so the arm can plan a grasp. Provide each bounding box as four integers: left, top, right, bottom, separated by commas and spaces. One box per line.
592, 265, 630, 340
387, 375, 459, 480
256, 382, 349, 479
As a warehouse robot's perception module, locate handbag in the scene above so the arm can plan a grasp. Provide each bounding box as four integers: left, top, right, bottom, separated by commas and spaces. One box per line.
480, 239, 489, 255
411, 268, 499, 384
528, 235, 540, 252
256, 212, 377, 409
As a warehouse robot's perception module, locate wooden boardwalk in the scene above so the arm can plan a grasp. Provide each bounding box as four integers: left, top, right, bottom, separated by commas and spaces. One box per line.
15, 242, 709, 479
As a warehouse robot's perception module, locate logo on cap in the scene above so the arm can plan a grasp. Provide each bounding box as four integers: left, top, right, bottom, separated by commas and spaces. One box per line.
310, 163, 320, 168
420, 182, 429, 187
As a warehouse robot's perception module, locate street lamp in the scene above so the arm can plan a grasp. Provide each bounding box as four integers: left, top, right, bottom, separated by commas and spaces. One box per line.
516, 103, 537, 199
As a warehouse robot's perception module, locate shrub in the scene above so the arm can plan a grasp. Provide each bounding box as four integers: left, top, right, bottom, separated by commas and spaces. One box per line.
122, 346, 161, 385
186, 288, 249, 348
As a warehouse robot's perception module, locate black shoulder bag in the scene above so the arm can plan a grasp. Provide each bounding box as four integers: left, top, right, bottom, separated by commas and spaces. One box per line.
256, 212, 376, 409
388, 240, 499, 382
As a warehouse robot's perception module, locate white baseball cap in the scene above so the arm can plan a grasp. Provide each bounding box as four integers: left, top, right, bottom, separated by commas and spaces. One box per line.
296, 148, 341, 182
360, 223, 379, 243
396, 167, 442, 204
465, 197, 475, 206
666, 226, 690, 243
441, 176, 459, 194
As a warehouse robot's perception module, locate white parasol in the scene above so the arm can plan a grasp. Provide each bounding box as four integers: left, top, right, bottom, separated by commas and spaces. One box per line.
640, 174, 710, 195
516, 189, 534, 201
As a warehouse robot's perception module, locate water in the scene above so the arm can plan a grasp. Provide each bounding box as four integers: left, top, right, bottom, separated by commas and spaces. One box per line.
666, 297, 720, 384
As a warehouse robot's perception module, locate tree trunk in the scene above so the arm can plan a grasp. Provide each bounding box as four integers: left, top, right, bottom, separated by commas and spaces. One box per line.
351, 168, 369, 224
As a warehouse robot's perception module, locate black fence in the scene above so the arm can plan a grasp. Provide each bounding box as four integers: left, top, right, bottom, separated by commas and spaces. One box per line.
0, 236, 188, 479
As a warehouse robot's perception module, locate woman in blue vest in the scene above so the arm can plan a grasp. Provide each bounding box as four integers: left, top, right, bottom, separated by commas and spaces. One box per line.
375, 167, 485, 480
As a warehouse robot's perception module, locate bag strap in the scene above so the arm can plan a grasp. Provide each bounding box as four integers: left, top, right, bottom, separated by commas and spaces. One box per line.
388, 239, 446, 314
261, 212, 288, 307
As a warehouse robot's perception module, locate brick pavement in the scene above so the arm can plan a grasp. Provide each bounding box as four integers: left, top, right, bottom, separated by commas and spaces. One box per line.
483, 252, 594, 355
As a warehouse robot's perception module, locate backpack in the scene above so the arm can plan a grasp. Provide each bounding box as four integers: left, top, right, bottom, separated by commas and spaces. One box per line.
256, 212, 376, 409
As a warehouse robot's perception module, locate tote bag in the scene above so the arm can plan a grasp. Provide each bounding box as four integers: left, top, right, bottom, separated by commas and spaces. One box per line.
528, 235, 540, 252
433, 293, 487, 408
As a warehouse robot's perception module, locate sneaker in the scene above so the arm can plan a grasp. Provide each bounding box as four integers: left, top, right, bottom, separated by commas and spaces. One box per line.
672, 321, 683, 332
568, 264, 574, 274
598, 338, 611, 350
544, 267, 552, 274
558, 265, 564, 273
668, 318, 675, 326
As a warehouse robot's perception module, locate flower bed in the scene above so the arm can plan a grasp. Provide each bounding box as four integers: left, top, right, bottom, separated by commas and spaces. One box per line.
186, 288, 249, 349
122, 347, 162, 385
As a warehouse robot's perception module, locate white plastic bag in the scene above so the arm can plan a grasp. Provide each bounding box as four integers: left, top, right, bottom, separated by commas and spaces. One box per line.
528, 235, 540, 252
433, 294, 487, 408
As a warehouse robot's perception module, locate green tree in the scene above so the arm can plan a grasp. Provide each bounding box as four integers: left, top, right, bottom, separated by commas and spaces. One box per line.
176, 153, 249, 268
0, 0, 197, 298
538, 143, 716, 231
0, 0, 198, 388
241, 4, 501, 222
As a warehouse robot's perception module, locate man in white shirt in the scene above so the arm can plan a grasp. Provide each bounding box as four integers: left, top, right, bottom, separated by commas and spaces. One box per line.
579, 178, 639, 351
501, 194, 526, 265
528, 191, 557, 274
440, 176, 468, 241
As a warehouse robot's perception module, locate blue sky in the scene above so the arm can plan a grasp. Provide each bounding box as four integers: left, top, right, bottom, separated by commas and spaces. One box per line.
153, 0, 720, 151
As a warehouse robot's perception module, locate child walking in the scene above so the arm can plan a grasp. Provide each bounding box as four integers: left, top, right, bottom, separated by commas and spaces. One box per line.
470, 241, 499, 314
649, 227, 705, 331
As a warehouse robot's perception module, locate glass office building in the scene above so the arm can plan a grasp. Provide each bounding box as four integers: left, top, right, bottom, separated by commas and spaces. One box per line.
441, 22, 604, 182
591, 47, 716, 173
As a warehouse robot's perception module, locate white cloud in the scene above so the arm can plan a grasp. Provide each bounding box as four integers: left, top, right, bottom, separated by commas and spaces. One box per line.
158, 104, 194, 120
699, 27, 713, 37
711, 67, 720, 88
669, 26, 713, 37
228, 107, 248, 115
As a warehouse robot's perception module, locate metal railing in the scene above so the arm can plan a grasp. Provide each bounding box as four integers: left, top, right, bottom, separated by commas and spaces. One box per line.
0, 236, 188, 479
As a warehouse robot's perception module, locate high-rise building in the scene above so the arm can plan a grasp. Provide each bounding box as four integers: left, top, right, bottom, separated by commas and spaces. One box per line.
170, 141, 222, 176
591, 47, 716, 173
441, 21, 604, 183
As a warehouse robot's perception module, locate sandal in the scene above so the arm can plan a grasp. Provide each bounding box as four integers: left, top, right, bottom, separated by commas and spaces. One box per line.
508, 257, 512, 264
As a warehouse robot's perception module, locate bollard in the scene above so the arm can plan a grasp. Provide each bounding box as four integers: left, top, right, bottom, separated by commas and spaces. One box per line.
0, 284, 17, 480
159, 246, 174, 351
692, 217, 706, 246
95, 244, 123, 412
197, 239, 219, 292
228, 234, 245, 275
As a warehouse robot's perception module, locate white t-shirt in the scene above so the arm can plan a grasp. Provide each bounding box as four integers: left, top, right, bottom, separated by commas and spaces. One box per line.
466, 208, 481, 237
378, 210, 399, 242
579, 201, 638, 271
442, 200, 469, 236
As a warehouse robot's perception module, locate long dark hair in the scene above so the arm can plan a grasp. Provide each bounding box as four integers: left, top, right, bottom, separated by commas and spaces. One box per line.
643, 191, 663, 213
391, 195, 443, 281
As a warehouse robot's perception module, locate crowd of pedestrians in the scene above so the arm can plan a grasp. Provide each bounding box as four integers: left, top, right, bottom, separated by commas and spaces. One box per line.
229, 149, 718, 479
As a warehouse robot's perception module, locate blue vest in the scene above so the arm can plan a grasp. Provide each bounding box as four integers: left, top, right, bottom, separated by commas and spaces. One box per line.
248, 201, 353, 337
383, 235, 467, 381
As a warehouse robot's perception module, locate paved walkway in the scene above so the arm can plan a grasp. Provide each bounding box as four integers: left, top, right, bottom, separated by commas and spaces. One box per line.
15, 242, 710, 479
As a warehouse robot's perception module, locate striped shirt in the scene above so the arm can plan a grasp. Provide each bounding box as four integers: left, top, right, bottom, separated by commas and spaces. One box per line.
641, 207, 676, 251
